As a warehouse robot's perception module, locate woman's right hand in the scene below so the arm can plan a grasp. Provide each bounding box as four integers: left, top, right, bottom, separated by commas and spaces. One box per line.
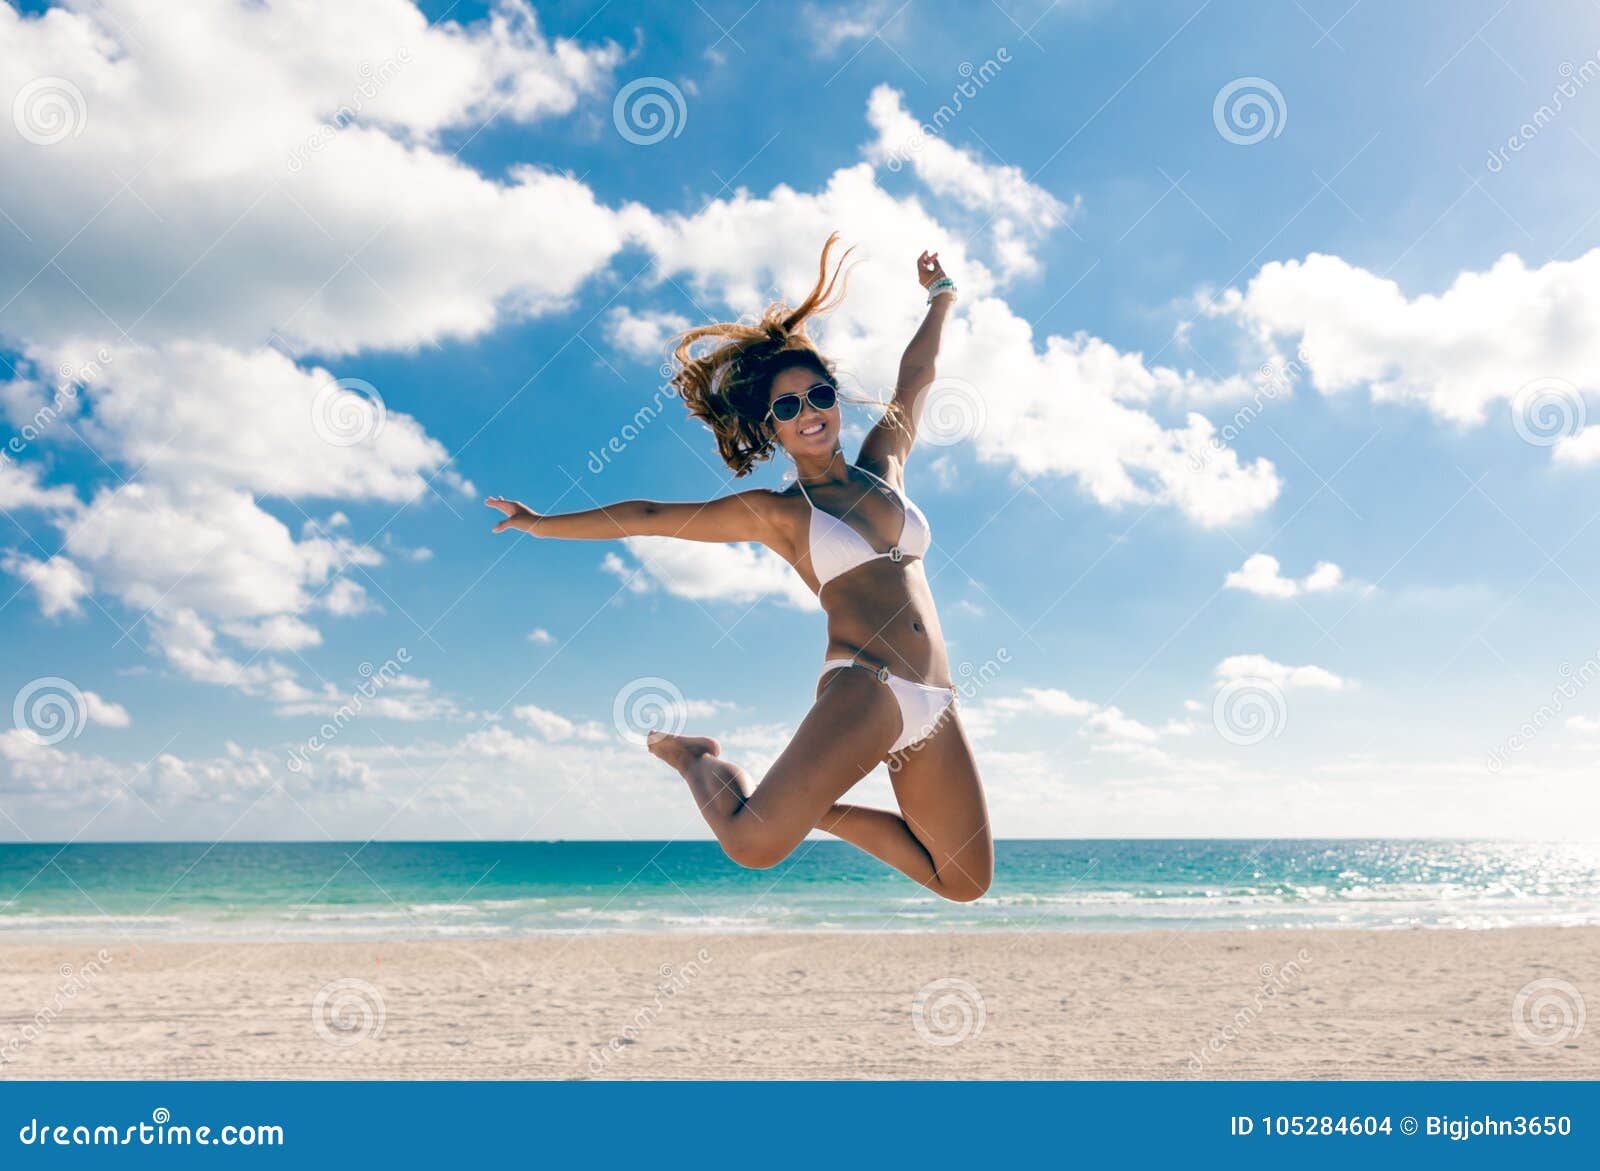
916, 249, 949, 290
485, 496, 540, 534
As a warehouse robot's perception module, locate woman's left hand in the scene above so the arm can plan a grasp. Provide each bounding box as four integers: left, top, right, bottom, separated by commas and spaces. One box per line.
916, 249, 948, 289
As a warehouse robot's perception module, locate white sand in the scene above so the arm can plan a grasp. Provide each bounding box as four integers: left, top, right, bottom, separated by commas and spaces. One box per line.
0, 928, 1594, 1079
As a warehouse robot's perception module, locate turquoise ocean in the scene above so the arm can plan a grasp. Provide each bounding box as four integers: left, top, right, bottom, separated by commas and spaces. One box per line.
0, 840, 1596, 940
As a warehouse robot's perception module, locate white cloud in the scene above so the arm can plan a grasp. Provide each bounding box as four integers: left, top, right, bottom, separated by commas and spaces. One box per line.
274, 673, 461, 722
967, 685, 1184, 758
515, 703, 577, 740
221, 614, 324, 653
356, 677, 463, 722
1224, 553, 1343, 598
605, 536, 820, 610
1083, 705, 1161, 744
863, 85, 1076, 279
1, 551, 92, 617
1215, 653, 1349, 691
985, 687, 1098, 718
319, 577, 377, 617
0, 1, 645, 703
0, 459, 78, 513
513, 703, 607, 742
605, 307, 691, 361
684, 698, 743, 719
148, 608, 305, 698
63, 482, 377, 625
0, 0, 635, 356
3, 346, 428, 689
82, 691, 132, 729
1215, 248, 1600, 430
1302, 561, 1344, 592
1553, 425, 1600, 464
528, 627, 556, 645
68, 342, 469, 503
600, 551, 652, 595
804, 0, 900, 52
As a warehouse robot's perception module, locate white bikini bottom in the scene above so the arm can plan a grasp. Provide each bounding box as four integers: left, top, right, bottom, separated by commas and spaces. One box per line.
818, 658, 958, 754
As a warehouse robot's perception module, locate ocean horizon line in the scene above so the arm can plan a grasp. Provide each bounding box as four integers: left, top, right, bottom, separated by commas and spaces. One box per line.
5, 834, 1598, 847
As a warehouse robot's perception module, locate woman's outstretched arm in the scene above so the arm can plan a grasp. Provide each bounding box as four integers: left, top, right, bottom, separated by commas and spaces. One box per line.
486, 489, 786, 548
860, 249, 954, 474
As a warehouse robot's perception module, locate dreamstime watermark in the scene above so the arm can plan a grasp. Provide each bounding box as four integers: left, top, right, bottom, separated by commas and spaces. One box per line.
12, 76, 87, 146
1486, 51, 1600, 174
916, 377, 986, 446
12, 677, 89, 747
1213, 77, 1286, 145
311, 977, 386, 1046
1510, 377, 1585, 447
1212, 676, 1288, 746
1186, 949, 1312, 1074
1512, 978, 1586, 1046
611, 676, 689, 744
284, 650, 411, 773
587, 364, 680, 474
586, 947, 714, 1073
17, 1108, 283, 1148
0, 950, 114, 1067
1, 348, 113, 470
1485, 649, 1600, 773
881, 50, 1013, 172
286, 51, 412, 173
612, 77, 686, 145
888, 648, 1010, 773
911, 977, 986, 1046
1190, 347, 1310, 472
310, 377, 386, 447
954, 648, 1011, 704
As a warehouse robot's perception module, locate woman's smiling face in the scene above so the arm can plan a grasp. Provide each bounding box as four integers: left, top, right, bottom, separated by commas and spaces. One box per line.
767, 365, 839, 460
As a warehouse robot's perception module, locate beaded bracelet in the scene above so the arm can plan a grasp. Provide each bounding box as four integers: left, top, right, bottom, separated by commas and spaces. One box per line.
926, 277, 956, 305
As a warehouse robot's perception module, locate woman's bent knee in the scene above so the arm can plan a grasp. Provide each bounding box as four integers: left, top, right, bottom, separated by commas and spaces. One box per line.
721, 824, 798, 870
934, 863, 992, 903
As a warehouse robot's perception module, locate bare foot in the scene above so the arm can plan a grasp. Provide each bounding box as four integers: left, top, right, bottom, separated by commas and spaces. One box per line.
646, 730, 721, 769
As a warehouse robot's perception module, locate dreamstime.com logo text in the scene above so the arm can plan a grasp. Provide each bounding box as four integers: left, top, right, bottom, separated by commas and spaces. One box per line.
17, 1108, 283, 1148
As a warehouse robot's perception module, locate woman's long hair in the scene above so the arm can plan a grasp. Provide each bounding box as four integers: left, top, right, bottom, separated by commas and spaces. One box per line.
669, 233, 881, 476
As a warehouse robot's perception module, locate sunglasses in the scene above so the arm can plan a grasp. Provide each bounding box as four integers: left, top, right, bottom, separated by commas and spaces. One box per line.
767, 382, 838, 423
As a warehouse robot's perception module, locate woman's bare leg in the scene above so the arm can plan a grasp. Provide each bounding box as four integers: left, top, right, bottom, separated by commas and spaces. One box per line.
649, 670, 992, 902
883, 711, 993, 902
646, 665, 901, 869
815, 802, 941, 885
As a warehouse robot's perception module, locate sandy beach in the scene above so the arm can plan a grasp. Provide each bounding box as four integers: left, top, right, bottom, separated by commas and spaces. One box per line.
0, 928, 1593, 1080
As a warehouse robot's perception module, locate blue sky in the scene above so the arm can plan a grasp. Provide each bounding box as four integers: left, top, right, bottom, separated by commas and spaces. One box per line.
3, 0, 1600, 840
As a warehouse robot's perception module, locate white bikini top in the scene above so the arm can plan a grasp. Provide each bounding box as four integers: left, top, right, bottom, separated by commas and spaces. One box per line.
795, 464, 932, 590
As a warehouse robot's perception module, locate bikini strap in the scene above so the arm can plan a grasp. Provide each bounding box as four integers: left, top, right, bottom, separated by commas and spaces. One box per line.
854, 462, 903, 499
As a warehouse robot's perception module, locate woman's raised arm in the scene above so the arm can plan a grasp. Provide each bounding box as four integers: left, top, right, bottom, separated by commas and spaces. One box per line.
859, 249, 955, 475
486, 489, 786, 548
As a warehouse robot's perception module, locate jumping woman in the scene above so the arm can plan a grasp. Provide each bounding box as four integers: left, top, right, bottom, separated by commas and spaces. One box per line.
485, 236, 992, 903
